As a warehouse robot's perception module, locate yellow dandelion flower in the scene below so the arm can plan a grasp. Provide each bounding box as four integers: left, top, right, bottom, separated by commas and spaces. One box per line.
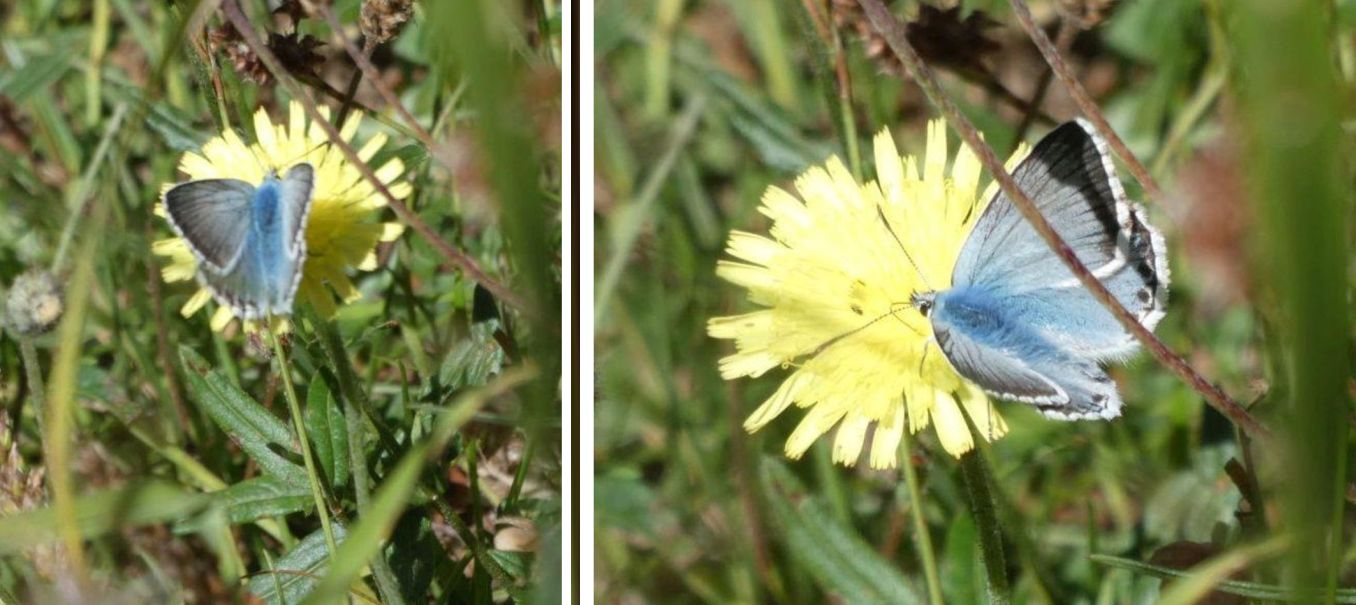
709, 120, 1030, 466
153, 101, 409, 330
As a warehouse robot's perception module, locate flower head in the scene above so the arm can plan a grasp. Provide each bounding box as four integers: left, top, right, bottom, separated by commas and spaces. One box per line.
154, 101, 408, 330
709, 120, 1028, 466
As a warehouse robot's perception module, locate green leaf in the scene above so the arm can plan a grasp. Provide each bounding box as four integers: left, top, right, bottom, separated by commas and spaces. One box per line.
437, 321, 506, 392
1092, 550, 1356, 603
248, 524, 348, 605
487, 549, 530, 580
304, 376, 349, 489
760, 459, 924, 604
0, 46, 76, 102
216, 475, 313, 524
105, 80, 209, 152
0, 482, 206, 554
179, 346, 306, 485
386, 509, 447, 605
702, 70, 830, 172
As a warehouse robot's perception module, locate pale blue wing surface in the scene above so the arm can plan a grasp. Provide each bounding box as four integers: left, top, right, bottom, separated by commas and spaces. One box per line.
931, 316, 1065, 405
163, 178, 255, 272
929, 288, 1066, 405
277, 163, 314, 260
931, 287, 1122, 419
1002, 217, 1166, 360
951, 120, 1134, 294
198, 229, 281, 320
195, 168, 312, 319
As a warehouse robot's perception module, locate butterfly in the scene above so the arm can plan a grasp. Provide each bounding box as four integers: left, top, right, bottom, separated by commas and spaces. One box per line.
909, 120, 1169, 420
162, 163, 315, 320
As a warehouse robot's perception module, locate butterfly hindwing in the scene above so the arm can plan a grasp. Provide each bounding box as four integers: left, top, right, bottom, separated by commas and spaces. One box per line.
930, 286, 1122, 419
1001, 218, 1165, 361
929, 299, 1067, 405
1024, 354, 1122, 420
163, 178, 256, 273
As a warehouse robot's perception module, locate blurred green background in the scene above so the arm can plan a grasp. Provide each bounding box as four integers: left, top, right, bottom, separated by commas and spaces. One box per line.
595, 0, 1353, 603
0, 0, 561, 603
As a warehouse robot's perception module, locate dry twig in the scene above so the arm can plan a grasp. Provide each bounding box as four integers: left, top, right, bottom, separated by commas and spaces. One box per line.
1009, 0, 1165, 202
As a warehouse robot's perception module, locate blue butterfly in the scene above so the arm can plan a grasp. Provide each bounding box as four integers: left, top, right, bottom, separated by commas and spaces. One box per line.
910, 120, 1169, 420
162, 163, 314, 320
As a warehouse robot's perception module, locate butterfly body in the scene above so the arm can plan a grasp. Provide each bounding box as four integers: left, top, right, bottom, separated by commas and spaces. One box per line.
917, 120, 1168, 420
163, 164, 314, 320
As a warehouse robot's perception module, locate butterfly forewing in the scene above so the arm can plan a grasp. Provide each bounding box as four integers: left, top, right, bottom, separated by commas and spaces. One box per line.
952, 120, 1156, 299
277, 163, 314, 260
163, 179, 256, 273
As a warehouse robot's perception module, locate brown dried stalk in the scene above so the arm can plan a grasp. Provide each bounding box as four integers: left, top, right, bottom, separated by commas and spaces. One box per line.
218, 1, 526, 312
312, 2, 440, 154
854, 0, 1270, 442
1009, 0, 1164, 203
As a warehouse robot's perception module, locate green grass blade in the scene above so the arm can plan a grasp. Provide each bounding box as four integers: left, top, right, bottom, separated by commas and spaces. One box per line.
761, 459, 925, 604
1226, 0, 1353, 597
0, 482, 207, 555
1091, 540, 1356, 603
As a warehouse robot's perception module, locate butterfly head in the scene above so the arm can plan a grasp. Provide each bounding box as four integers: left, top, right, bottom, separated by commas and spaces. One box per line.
909, 292, 936, 317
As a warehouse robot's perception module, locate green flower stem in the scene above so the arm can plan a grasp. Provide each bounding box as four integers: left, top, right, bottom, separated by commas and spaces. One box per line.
17, 339, 45, 440
960, 449, 1009, 605
269, 317, 338, 557
898, 426, 944, 605
307, 311, 410, 605
341, 356, 407, 605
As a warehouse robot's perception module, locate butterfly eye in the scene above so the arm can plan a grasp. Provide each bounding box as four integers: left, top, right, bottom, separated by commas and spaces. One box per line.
909, 293, 934, 316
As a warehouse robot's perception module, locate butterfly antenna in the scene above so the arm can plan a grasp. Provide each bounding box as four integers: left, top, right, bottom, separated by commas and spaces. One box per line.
876, 204, 932, 291
267, 141, 332, 173
800, 304, 916, 361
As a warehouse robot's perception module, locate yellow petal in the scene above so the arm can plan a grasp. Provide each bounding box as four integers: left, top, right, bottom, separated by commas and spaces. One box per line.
869, 403, 906, 469
832, 411, 870, 465
210, 306, 234, 332
180, 289, 213, 317
744, 371, 807, 431
931, 392, 974, 458
357, 132, 388, 163
379, 222, 405, 241
785, 402, 845, 460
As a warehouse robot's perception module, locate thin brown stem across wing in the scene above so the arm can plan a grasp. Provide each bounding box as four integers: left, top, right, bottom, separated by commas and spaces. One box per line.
854, 0, 1270, 442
